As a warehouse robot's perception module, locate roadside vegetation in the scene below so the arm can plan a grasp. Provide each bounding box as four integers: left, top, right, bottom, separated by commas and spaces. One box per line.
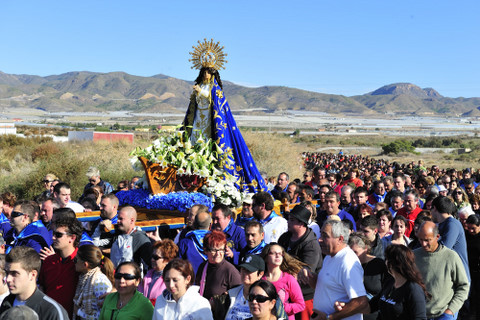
2, 128, 478, 200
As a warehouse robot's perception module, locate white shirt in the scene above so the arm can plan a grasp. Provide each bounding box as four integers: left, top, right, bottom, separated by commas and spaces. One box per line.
225, 286, 251, 320
262, 215, 288, 244
313, 246, 366, 320
153, 285, 213, 320
308, 221, 321, 239
66, 201, 85, 213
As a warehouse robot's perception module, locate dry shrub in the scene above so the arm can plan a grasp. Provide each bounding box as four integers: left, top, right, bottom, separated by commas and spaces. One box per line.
0, 138, 139, 200
1, 132, 308, 200
31, 142, 62, 161
242, 130, 304, 180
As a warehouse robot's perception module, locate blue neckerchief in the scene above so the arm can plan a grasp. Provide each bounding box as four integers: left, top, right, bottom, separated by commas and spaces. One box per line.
389, 207, 398, 218
373, 192, 387, 203
111, 214, 118, 224
223, 219, 234, 234
0, 213, 8, 224
6, 223, 43, 253
187, 229, 209, 260
31, 220, 46, 229
258, 212, 277, 225
235, 215, 255, 227
80, 232, 94, 246
15, 223, 43, 240
247, 240, 266, 255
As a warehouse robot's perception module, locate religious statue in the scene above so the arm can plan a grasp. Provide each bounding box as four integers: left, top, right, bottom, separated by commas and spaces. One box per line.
182, 39, 267, 193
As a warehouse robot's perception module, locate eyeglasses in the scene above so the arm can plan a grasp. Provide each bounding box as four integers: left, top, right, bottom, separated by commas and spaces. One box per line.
43, 180, 53, 183
152, 254, 165, 261
454, 192, 463, 195
268, 251, 283, 257
89, 179, 97, 183
53, 231, 71, 238
10, 211, 26, 218
247, 294, 272, 303
114, 273, 138, 280
207, 248, 225, 254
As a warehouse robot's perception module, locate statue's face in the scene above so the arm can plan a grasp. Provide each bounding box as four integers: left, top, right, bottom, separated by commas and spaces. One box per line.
204, 70, 212, 81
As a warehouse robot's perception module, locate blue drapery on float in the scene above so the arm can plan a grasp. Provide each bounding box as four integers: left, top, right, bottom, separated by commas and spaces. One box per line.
183, 78, 267, 193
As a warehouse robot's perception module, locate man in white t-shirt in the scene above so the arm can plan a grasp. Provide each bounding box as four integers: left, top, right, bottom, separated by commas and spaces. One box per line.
301, 220, 367, 320
53, 183, 85, 213
252, 192, 287, 243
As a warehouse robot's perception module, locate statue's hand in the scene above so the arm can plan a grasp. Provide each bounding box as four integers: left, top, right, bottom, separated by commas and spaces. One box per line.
193, 84, 201, 93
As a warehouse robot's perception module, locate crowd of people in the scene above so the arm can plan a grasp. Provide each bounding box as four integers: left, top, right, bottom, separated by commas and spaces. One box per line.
0, 154, 478, 320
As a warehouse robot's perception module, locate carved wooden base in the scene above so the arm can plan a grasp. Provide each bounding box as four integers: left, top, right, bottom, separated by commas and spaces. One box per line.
138, 157, 206, 194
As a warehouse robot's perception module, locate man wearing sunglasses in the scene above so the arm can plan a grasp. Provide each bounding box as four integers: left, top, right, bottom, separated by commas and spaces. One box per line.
4, 201, 50, 254
38, 216, 83, 319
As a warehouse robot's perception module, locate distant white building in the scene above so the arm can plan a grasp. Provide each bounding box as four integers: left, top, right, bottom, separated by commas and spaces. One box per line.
0, 121, 16, 135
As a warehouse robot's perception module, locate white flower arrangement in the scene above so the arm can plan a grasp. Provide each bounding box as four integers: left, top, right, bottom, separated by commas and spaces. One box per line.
130, 127, 246, 208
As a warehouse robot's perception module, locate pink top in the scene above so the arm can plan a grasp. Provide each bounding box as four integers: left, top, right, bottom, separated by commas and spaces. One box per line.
263, 272, 305, 320
138, 269, 166, 305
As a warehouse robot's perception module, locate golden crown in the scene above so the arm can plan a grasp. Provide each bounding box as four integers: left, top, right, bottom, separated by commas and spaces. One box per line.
189, 38, 228, 70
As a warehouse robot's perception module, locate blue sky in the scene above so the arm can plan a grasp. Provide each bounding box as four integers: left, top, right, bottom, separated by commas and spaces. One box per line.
0, 1, 478, 97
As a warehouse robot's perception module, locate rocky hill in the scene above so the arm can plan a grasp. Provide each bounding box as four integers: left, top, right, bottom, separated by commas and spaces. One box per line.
0, 71, 478, 116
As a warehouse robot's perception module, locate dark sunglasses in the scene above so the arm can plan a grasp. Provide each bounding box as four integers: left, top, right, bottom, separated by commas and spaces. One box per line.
53, 231, 71, 238
114, 273, 138, 280
43, 180, 53, 183
247, 294, 272, 303
10, 211, 26, 218
152, 254, 165, 261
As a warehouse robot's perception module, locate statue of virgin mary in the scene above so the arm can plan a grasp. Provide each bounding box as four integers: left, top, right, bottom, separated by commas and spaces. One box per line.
182, 39, 267, 193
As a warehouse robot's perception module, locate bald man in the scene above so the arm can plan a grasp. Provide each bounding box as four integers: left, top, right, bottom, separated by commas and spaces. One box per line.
110, 206, 152, 272
414, 221, 469, 320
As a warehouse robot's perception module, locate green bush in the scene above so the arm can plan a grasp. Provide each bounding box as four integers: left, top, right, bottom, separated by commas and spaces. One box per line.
382, 139, 416, 155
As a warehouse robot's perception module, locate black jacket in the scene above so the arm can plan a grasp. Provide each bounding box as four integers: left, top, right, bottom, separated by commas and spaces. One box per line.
0, 288, 69, 320
371, 234, 385, 260
278, 227, 323, 300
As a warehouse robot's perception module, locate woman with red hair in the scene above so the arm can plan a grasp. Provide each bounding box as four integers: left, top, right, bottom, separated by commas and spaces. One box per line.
194, 230, 241, 300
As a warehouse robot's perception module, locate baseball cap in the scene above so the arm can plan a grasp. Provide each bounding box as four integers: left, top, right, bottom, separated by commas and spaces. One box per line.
239, 254, 265, 272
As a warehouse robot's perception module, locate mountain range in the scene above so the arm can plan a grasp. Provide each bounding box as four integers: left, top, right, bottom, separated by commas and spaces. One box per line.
0, 70, 479, 116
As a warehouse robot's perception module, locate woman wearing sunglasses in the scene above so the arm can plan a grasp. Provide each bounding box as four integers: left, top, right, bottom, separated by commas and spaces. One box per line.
73, 244, 115, 320
260, 244, 305, 320
99, 261, 153, 320
138, 239, 178, 305
450, 187, 470, 210
153, 258, 213, 320
247, 279, 279, 320
40, 173, 57, 198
